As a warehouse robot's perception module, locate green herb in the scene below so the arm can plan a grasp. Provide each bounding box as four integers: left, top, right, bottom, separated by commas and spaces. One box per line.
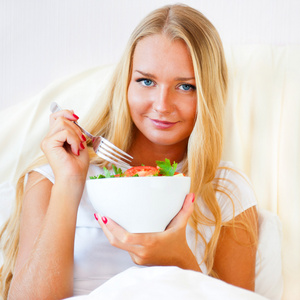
103, 167, 113, 178
89, 174, 106, 179
112, 165, 123, 176
89, 167, 115, 179
156, 158, 178, 176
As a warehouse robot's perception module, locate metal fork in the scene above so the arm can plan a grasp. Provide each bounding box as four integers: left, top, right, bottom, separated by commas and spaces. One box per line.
50, 102, 132, 169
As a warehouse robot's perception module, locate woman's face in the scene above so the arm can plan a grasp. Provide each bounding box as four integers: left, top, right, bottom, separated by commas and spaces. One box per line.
127, 34, 197, 148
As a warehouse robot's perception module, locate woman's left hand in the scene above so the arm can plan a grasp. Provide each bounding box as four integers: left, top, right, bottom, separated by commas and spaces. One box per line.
95, 193, 201, 272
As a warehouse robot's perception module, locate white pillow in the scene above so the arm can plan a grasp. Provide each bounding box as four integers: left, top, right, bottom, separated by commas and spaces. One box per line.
0, 64, 115, 186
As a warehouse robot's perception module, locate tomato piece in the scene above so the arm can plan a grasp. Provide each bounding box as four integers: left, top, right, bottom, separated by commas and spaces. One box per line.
124, 166, 159, 177
174, 172, 185, 176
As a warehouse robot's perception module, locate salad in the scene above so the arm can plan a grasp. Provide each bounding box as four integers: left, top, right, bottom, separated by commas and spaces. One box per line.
90, 159, 184, 179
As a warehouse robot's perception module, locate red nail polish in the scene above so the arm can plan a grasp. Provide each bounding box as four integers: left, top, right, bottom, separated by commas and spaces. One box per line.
73, 113, 79, 120
192, 193, 195, 203
102, 216, 107, 224
77, 149, 80, 156
80, 142, 85, 149
81, 134, 86, 142
94, 213, 98, 221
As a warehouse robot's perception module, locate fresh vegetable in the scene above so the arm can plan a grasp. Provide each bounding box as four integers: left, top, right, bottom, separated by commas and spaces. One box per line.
156, 159, 178, 176
89, 158, 184, 179
124, 166, 159, 177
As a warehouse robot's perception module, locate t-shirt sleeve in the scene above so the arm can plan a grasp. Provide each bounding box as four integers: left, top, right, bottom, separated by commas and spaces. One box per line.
214, 162, 257, 222
33, 164, 55, 184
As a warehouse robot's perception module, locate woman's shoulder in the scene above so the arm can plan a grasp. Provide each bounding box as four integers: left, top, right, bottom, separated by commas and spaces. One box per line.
215, 161, 254, 187
214, 161, 257, 222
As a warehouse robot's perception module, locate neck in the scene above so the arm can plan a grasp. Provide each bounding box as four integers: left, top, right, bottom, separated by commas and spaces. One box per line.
128, 133, 188, 167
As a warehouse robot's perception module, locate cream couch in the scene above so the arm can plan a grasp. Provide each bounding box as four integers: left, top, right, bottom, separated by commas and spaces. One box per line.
223, 45, 300, 300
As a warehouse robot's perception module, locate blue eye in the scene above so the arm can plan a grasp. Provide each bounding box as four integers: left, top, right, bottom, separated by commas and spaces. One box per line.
179, 84, 195, 91
137, 78, 154, 87
143, 79, 153, 86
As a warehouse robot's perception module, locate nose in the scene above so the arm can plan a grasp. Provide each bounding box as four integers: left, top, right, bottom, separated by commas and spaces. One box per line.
152, 86, 174, 114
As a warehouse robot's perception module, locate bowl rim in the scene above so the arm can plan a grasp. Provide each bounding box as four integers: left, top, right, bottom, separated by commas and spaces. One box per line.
86, 176, 191, 183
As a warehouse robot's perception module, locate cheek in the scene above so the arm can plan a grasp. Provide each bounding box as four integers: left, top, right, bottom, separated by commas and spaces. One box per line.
182, 101, 197, 123
128, 83, 150, 117
127, 84, 139, 117
127, 83, 137, 109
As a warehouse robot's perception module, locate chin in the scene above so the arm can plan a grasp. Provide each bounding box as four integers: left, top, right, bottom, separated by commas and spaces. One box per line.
146, 133, 188, 147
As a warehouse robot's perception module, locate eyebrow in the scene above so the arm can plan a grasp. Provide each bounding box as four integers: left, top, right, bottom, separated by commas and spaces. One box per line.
134, 70, 195, 81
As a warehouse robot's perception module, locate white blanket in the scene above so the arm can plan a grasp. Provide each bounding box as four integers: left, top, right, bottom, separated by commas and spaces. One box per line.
66, 266, 267, 300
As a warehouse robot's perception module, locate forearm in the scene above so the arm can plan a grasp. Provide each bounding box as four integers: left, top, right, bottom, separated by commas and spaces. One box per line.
176, 244, 201, 272
9, 181, 83, 300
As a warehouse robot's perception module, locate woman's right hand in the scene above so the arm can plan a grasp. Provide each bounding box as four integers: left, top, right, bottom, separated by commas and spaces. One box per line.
41, 109, 89, 183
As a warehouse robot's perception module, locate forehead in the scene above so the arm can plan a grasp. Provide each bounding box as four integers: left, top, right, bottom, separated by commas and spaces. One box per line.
132, 34, 194, 77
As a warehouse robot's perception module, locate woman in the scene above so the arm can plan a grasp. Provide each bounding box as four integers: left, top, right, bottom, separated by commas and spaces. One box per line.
0, 4, 258, 299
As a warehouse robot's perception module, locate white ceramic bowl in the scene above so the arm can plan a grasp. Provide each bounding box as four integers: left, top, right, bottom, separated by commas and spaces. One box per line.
85, 176, 191, 233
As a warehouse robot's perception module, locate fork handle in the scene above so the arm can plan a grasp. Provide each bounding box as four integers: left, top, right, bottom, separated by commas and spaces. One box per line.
50, 102, 61, 114
50, 102, 94, 140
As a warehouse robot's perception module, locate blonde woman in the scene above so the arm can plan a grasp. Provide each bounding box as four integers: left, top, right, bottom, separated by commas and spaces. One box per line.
0, 4, 258, 299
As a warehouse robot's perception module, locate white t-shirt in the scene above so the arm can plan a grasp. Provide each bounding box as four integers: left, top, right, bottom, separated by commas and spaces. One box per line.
33, 161, 257, 296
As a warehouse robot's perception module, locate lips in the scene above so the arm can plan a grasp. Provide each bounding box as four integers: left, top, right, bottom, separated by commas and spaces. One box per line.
150, 118, 178, 129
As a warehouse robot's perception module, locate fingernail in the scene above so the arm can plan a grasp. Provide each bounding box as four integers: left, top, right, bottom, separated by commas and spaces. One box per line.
102, 216, 107, 224
81, 134, 86, 142
77, 149, 80, 156
94, 213, 98, 221
80, 142, 85, 149
191, 193, 195, 203
73, 113, 79, 120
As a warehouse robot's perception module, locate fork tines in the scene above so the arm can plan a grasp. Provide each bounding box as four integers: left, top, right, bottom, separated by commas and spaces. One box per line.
97, 138, 132, 169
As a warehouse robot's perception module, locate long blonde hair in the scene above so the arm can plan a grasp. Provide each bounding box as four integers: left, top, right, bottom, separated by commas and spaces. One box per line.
0, 4, 257, 298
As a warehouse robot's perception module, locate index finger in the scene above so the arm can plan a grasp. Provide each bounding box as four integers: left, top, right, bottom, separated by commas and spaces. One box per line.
96, 213, 134, 250
95, 213, 155, 251
49, 109, 79, 126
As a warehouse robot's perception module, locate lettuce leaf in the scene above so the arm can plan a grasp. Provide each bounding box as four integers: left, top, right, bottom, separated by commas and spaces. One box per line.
156, 159, 178, 176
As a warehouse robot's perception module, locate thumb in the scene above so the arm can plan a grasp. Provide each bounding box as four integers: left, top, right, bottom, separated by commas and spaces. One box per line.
167, 193, 195, 229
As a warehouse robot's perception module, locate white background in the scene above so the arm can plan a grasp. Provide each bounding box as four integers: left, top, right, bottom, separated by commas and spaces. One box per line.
1, 0, 300, 111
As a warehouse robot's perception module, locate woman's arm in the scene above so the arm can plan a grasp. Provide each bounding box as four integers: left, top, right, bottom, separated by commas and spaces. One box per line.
213, 206, 258, 291
9, 108, 89, 299
8, 172, 85, 299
